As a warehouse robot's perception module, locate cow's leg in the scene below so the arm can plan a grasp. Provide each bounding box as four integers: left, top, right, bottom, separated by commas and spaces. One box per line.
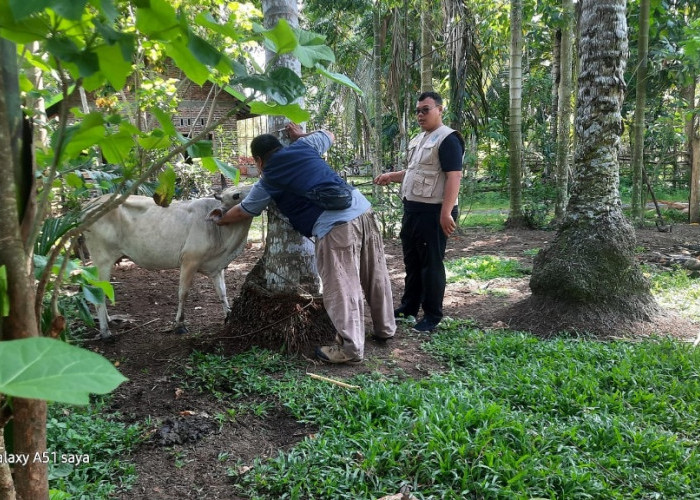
210, 269, 230, 320
91, 255, 115, 339
174, 262, 197, 334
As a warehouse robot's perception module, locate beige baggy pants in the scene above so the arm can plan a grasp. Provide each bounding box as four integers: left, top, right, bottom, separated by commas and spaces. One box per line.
315, 210, 396, 359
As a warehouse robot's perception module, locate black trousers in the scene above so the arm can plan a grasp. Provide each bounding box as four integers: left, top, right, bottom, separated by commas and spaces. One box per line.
398, 205, 458, 322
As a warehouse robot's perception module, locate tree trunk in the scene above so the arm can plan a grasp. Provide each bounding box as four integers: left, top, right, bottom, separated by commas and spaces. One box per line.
686, 80, 699, 222
0, 39, 49, 500
525, 0, 657, 334
630, 0, 650, 223
258, 0, 318, 294
549, 29, 561, 150
554, 0, 574, 222
223, 0, 331, 350
420, 0, 432, 92
372, 2, 383, 179
506, 0, 526, 227
0, 430, 16, 499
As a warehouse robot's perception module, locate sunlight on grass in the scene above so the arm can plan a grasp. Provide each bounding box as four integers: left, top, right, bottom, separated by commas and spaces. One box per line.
445, 255, 529, 282
459, 211, 507, 229
647, 265, 700, 321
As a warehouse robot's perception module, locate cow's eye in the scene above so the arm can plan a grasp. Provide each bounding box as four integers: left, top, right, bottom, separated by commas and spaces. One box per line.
233, 194, 240, 200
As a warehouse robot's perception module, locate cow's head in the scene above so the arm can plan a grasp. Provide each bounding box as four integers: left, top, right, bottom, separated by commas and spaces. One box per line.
206, 184, 252, 222
215, 184, 252, 211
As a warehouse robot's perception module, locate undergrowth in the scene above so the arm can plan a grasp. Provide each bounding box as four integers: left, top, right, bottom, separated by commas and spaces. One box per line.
46, 400, 143, 499
181, 323, 700, 499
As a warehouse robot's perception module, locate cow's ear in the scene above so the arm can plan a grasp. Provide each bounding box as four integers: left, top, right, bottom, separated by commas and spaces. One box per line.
206, 208, 224, 222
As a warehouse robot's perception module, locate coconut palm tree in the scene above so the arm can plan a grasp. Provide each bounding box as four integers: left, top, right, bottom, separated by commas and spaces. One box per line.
528, 0, 658, 332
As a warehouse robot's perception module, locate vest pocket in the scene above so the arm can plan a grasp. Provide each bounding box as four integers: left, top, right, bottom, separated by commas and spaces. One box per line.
418, 143, 437, 165
410, 170, 439, 198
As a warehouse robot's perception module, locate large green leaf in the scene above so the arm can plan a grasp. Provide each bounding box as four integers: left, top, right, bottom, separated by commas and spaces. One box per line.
151, 107, 177, 137
50, 0, 88, 20
314, 64, 363, 95
235, 67, 305, 105
166, 36, 210, 86
153, 166, 176, 207
99, 128, 134, 164
8, 0, 50, 21
187, 31, 221, 67
260, 18, 297, 55
194, 12, 241, 42
0, 337, 127, 404
135, 0, 179, 40
96, 42, 133, 89
0, 1, 51, 42
248, 101, 310, 123
60, 113, 106, 160
202, 157, 240, 182
138, 129, 171, 150
293, 29, 334, 68
96, 0, 118, 23
186, 139, 213, 159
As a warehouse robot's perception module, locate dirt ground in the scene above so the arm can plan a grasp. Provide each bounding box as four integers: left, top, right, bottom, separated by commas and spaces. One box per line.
84, 224, 700, 499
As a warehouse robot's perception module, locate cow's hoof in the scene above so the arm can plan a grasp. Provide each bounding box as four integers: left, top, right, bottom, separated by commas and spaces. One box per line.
173, 325, 189, 335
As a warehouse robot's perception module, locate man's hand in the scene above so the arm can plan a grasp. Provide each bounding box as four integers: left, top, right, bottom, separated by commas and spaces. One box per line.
285, 122, 305, 141
206, 205, 253, 226
374, 171, 403, 185
440, 212, 457, 237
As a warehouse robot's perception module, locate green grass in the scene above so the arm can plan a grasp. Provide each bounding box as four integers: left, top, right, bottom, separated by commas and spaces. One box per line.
459, 211, 507, 229
445, 255, 530, 282
648, 265, 700, 321
176, 323, 700, 500
47, 400, 144, 498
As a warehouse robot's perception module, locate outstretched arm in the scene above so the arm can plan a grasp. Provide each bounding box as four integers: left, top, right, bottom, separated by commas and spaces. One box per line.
374, 170, 406, 185
286, 122, 335, 143
206, 204, 253, 226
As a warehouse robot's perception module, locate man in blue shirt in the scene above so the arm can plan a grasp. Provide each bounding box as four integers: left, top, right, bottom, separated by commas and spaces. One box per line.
211, 123, 396, 364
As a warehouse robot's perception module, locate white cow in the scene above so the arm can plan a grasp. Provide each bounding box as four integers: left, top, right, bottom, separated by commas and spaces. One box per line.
83, 185, 253, 338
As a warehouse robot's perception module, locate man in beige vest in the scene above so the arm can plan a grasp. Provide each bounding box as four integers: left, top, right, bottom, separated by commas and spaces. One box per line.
374, 92, 464, 332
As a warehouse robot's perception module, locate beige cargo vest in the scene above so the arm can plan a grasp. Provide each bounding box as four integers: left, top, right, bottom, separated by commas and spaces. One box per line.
400, 125, 456, 204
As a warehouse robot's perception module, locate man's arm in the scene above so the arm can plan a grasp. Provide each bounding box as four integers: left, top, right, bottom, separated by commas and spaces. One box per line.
440, 171, 462, 237
374, 170, 405, 185
286, 122, 335, 144
206, 204, 253, 226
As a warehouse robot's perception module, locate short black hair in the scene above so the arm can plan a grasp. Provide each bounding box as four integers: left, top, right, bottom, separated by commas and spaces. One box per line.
418, 91, 442, 105
250, 134, 282, 161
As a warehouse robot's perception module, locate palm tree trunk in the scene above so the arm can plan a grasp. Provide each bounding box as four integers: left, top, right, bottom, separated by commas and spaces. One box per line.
554, 0, 574, 222
630, 0, 650, 223
225, 0, 330, 351
528, 0, 657, 331
258, 0, 319, 294
686, 80, 699, 222
420, 0, 432, 92
372, 2, 383, 179
506, 0, 526, 227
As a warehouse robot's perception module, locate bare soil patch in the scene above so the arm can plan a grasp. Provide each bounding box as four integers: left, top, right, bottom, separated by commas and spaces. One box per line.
83, 224, 699, 499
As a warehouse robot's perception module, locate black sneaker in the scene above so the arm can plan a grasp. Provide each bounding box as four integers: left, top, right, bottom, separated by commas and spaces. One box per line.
411, 318, 439, 333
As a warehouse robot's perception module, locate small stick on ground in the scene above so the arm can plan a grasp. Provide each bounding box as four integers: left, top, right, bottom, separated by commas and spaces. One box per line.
306, 372, 360, 390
